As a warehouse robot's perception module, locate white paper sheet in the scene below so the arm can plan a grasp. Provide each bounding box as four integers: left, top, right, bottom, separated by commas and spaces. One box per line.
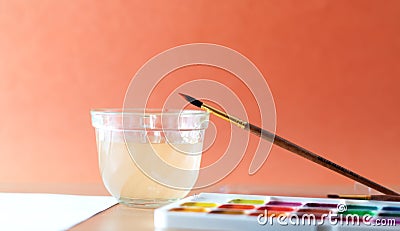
0, 193, 117, 231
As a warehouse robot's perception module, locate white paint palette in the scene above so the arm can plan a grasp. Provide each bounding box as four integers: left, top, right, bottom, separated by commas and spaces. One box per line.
154, 193, 400, 230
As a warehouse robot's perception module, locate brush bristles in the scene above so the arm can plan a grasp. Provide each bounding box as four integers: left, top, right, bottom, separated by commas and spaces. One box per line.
179, 93, 203, 108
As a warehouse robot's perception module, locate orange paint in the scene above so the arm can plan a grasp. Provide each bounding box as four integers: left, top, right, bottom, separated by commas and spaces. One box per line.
181, 202, 217, 208
169, 207, 207, 213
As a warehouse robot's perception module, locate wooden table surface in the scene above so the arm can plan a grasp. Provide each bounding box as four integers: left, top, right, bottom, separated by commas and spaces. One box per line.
2, 183, 398, 230
71, 204, 156, 231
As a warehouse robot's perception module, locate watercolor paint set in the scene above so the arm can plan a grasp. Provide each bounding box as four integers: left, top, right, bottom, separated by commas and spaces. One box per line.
154, 193, 400, 230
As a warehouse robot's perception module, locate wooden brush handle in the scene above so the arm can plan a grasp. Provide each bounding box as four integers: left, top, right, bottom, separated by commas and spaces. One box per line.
245, 123, 399, 196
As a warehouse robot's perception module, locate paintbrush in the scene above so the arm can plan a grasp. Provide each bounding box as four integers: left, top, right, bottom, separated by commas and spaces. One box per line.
179, 93, 399, 196
328, 194, 400, 202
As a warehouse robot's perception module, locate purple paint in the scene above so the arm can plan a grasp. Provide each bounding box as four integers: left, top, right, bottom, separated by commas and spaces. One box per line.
266, 201, 302, 207
305, 203, 338, 208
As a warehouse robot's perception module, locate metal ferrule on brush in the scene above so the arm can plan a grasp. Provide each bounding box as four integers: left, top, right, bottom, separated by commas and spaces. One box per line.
200, 104, 247, 129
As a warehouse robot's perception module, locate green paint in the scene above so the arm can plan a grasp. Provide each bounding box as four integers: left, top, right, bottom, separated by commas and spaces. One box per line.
340, 210, 377, 217
228, 199, 265, 205
346, 205, 378, 210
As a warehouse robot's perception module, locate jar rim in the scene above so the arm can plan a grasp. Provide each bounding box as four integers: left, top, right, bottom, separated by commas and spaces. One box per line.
90, 108, 209, 116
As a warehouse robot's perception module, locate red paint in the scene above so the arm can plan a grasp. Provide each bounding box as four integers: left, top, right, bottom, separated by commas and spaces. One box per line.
209, 210, 244, 215
249, 211, 288, 217
297, 208, 331, 214
257, 206, 295, 212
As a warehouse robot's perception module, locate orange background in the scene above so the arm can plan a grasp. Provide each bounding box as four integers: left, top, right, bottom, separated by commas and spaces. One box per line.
1, 0, 399, 189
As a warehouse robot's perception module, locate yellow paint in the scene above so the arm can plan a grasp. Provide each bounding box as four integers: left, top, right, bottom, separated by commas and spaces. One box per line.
181, 202, 218, 208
